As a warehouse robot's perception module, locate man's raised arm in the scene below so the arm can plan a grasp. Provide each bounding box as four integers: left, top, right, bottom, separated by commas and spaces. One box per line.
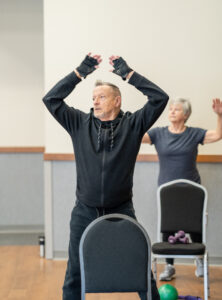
109, 55, 169, 135
42, 53, 102, 133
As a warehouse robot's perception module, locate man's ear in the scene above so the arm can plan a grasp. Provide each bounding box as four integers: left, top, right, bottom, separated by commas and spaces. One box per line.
115, 96, 121, 107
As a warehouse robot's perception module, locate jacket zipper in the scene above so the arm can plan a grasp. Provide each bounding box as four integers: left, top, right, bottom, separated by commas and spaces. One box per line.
101, 129, 107, 207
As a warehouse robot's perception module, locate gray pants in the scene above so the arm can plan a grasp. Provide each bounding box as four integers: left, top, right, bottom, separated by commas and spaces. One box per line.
63, 199, 160, 300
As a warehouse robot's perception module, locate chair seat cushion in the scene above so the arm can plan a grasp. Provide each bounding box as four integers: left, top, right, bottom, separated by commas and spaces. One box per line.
152, 242, 205, 255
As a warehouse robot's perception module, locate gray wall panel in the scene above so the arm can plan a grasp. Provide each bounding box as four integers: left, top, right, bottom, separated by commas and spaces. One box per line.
52, 161, 77, 252
198, 163, 222, 257
133, 162, 159, 243
51, 161, 222, 259
0, 153, 44, 226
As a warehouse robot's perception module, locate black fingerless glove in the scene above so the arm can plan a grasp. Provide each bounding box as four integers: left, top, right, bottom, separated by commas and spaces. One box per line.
76, 55, 99, 78
112, 57, 133, 80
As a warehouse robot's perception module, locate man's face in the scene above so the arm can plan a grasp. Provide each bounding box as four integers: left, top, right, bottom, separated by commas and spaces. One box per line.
93, 85, 120, 121
168, 103, 187, 123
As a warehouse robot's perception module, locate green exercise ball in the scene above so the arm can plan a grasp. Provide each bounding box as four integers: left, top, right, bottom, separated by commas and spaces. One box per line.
158, 284, 178, 300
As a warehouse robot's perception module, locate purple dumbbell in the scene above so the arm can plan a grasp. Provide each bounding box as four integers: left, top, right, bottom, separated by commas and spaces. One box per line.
179, 236, 189, 244
168, 235, 178, 244
168, 230, 188, 244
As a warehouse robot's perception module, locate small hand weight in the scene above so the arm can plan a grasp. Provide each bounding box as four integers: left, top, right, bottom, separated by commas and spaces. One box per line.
168, 230, 189, 244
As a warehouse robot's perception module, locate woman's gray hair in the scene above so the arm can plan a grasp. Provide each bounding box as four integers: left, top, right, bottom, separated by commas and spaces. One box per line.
170, 97, 192, 122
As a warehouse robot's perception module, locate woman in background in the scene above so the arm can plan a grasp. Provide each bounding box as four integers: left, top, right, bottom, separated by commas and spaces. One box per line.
143, 97, 222, 281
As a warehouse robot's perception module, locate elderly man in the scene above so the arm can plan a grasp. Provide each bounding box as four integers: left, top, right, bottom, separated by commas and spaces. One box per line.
43, 54, 169, 300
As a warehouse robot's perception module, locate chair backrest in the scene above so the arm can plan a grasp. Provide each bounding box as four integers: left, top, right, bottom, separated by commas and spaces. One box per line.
79, 213, 152, 300
157, 179, 208, 243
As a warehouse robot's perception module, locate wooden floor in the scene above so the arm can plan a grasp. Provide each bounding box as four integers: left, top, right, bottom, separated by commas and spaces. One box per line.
0, 246, 221, 300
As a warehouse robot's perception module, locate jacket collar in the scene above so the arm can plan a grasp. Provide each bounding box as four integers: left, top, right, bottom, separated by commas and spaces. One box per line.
89, 108, 124, 126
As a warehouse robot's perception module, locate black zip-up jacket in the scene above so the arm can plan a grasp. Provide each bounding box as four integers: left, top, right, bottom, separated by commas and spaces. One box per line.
43, 71, 169, 208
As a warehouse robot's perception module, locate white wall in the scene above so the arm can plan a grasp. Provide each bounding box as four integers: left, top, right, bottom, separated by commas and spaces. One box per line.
43, 0, 222, 154
0, 1, 221, 152
0, 0, 44, 146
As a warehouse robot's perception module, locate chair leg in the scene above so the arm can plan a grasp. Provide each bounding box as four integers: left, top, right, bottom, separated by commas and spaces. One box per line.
152, 257, 157, 280
204, 252, 209, 300
207, 252, 210, 298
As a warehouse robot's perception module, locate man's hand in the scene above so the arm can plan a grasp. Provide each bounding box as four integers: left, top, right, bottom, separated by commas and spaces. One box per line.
109, 56, 133, 80
76, 53, 102, 78
212, 98, 222, 116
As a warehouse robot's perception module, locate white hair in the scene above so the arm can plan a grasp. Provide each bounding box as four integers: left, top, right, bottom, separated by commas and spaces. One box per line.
170, 97, 192, 122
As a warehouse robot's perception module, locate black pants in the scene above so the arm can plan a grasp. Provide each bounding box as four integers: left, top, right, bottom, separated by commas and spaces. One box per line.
62, 199, 160, 300
162, 232, 202, 265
